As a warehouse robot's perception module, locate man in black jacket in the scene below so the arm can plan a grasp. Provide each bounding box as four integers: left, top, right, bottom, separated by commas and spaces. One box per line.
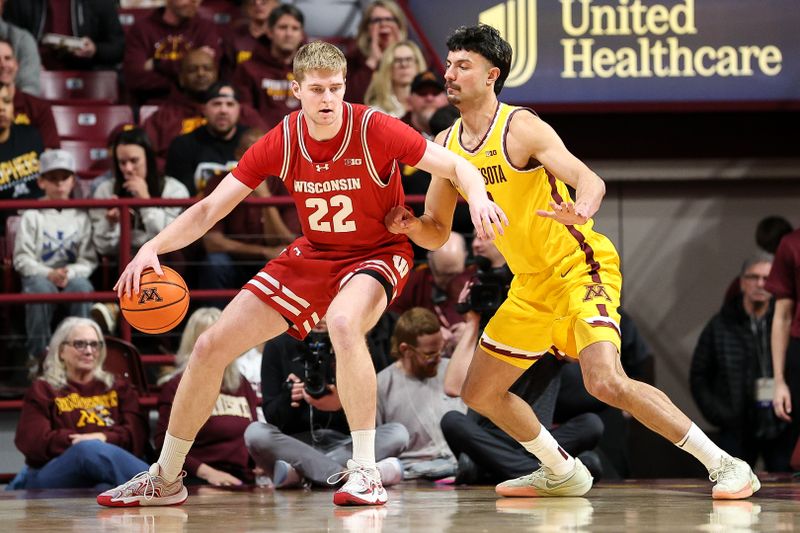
4, 0, 124, 70
691, 251, 793, 471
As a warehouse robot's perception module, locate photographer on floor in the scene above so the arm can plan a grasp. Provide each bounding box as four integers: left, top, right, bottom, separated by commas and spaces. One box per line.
244, 318, 409, 488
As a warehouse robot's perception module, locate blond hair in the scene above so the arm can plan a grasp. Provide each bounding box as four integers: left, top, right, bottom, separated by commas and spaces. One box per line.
293, 41, 347, 83
390, 307, 441, 360
356, 1, 408, 57
364, 40, 426, 116
42, 317, 114, 389
162, 307, 243, 394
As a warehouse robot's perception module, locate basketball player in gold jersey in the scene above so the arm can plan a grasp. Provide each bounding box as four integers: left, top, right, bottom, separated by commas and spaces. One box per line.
386, 24, 759, 500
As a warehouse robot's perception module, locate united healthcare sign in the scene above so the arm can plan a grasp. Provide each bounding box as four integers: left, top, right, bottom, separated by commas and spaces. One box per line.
408, 0, 798, 104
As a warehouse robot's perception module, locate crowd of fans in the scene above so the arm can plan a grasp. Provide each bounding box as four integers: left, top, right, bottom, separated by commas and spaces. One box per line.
1, 0, 799, 490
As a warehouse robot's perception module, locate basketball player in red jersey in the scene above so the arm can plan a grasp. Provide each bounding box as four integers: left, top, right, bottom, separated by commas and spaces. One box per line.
97, 41, 507, 508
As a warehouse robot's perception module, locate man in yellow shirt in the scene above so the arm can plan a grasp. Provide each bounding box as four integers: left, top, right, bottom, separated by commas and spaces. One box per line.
386, 24, 759, 500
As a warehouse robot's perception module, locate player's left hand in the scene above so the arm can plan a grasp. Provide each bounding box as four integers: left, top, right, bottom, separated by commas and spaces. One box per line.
384, 205, 419, 235
537, 201, 590, 226
468, 197, 509, 240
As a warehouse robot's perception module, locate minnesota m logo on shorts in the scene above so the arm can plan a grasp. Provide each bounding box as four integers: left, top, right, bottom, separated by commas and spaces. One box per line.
582, 284, 612, 302
479, 0, 537, 87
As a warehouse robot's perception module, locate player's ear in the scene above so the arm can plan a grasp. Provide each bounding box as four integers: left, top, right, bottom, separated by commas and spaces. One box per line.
486, 66, 500, 86
291, 79, 301, 99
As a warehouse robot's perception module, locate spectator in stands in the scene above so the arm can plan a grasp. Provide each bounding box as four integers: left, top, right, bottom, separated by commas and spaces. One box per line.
221, 0, 277, 75
0, 2, 41, 95
245, 317, 407, 488
0, 38, 57, 148
9, 317, 148, 490
166, 82, 250, 196
123, 0, 222, 104
389, 232, 471, 354
691, 252, 792, 471
13, 149, 96, 361
402, 71, 448, 139
157, 307, 261, 486
364, 40, 425, 118
89, 127, 190, 257
376, 307, 466, 479
233, 4, 304, 128
3, 0, 124, 71
345, 0, 407, 105
199, 127, 295, 304
0, 81, 43, 233
766, 225, 800, 469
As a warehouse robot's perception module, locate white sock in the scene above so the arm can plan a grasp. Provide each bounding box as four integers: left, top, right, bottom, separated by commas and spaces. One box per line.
157, 432, 194, 482
351, 429, 376, 469
675, 423, 730, 471
521, 426, 575, 476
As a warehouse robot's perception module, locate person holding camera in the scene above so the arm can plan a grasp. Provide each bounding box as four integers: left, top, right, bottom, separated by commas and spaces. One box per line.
245, 318, 409, 489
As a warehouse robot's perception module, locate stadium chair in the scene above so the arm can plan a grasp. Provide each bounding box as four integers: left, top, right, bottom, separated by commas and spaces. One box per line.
198, 0, 241, 25
40, 70, 119, 104
117, 7, 154, 36
103, 336, 149, 396
52, 105, 134, 142
60, 139, 112, 179
138, 104, 159, 125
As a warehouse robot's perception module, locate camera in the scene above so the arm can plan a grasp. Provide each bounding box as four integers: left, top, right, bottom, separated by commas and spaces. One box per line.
299, 330, 336, 399
456, 256, 512, 315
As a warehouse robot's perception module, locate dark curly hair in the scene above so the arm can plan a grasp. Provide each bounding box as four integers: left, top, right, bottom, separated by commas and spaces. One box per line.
446, 24, 512, 95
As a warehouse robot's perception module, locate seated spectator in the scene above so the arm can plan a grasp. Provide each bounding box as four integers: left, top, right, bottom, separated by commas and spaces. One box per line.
364, 40, 425, 118
692, 252, 793, 472
245, 318, 407, 488
200, 127, 296, 303
233, 4, 304, 128
401, 71, 448, 139
377, 307, 467, 479
13, 149, 96, 361
166, 82, 251, 196
0, 81, 43, 232
89, 127, 190, 258
0, 10, 40, 95
345, 0, 407, 105
123, 0, 222, 104
389, 232, 471, 354
157, 308, 260, 486
9, 317, 148, 490
221, 0, 277, 75
143, 48, 265, 171
3, 0, 124, 70
0, 38, 58, 148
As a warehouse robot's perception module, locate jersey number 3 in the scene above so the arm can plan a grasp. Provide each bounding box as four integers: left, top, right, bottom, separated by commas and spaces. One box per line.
305, 195, 356, 233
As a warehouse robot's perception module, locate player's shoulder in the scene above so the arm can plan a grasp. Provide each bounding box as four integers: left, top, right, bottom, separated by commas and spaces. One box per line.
505, 104, 541, 131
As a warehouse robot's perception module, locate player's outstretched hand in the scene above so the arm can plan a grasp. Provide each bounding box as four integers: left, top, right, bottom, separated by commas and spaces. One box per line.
114, 243, 163, 299
469, 197, 509, 240
537, 201, 590, 226
384, 205, 419, 235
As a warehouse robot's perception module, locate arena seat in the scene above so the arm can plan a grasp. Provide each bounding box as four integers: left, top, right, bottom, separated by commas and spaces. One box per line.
60, 139, 112, 179
103, 336, 149, 396
198, 0, 241, 25
52, 105, 134, 142
40, 71, 119, 104
117, 7, 154, 36
138, 104, 160, 125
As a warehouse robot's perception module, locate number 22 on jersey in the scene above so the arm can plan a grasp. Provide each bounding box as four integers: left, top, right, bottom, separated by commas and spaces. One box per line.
305, 194, 357, 233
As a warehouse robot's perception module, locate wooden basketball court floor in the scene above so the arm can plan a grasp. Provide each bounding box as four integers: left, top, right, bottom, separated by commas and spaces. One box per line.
2, 478, 799, 532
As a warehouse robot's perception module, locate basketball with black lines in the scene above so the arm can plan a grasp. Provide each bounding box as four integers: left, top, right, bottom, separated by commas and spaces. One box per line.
119, 266, 190, 334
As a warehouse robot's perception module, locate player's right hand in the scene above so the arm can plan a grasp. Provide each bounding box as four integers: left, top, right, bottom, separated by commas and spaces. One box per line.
114, 243, 163, 299
384, 205, 419, 235
773, 380, 792, 422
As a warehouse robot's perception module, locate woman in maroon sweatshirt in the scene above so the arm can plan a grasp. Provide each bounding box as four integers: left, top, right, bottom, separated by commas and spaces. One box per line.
156, 308, 259, 486
11, 317, 149, 490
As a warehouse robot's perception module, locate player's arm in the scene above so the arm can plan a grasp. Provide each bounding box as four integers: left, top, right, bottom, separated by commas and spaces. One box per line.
510, 112, 605, 224
116, 174, 253, 296
772, 297, 794, 421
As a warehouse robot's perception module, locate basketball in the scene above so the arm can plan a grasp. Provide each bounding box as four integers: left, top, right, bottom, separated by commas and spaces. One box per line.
119, 266, 190, 334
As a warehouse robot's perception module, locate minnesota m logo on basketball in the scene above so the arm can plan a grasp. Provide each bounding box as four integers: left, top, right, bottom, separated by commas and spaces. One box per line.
583, 284, 612, 302
139, 288, 163, 304
479, 0, 537, 88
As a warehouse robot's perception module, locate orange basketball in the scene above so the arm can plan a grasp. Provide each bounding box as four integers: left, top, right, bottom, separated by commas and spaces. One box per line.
119, 266, 190, 334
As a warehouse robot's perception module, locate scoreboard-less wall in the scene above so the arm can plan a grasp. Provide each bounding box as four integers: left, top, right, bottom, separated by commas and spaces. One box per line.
408, 0, 798, 106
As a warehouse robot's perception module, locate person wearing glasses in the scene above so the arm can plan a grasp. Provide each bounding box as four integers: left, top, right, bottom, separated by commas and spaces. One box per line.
9, 317, 149, 490
691, 252, 793, 472
364, 40, 425, 118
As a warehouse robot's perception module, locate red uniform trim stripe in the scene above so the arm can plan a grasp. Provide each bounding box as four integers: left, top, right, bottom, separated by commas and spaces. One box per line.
481, 339, 545, 361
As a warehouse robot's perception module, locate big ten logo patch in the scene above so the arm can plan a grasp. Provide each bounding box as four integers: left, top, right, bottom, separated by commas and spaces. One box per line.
479, 0, 537, 87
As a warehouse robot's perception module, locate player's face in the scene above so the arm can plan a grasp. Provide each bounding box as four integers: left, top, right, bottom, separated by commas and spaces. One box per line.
444, 50, 496, 106
293, 70, 345, 128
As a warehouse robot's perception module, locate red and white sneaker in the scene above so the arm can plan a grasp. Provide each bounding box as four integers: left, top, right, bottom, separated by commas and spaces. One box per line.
328, 460, 388, 506
97, 464, 188, 507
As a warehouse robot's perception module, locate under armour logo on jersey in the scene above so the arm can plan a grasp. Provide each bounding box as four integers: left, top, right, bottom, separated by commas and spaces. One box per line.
344, 158, 362, 166
315, 163, 329, 172
293, 247, 302, 256
138, 288, 163, 304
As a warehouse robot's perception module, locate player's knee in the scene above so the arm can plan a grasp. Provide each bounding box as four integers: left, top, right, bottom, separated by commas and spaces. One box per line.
326, 312, 360, 346
461, 378, 493, 413
189, 330, 221, 367
583, 370, 624, 404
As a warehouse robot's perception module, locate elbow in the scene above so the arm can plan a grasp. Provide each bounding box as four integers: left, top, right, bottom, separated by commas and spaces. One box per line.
443, 381, 462, 398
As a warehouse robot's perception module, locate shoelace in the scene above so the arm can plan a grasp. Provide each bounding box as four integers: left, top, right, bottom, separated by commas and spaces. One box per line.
327, 465, 365, 486
117, 471, 157, 501
517, 466, 553, 484
708, 459, 736, 483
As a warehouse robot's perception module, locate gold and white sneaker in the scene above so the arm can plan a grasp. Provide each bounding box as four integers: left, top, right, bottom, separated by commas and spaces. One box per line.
496, 458, 593, 498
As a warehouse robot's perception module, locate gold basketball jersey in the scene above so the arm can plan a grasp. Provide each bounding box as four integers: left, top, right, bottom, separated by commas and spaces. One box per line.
444, 103, 604, 274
